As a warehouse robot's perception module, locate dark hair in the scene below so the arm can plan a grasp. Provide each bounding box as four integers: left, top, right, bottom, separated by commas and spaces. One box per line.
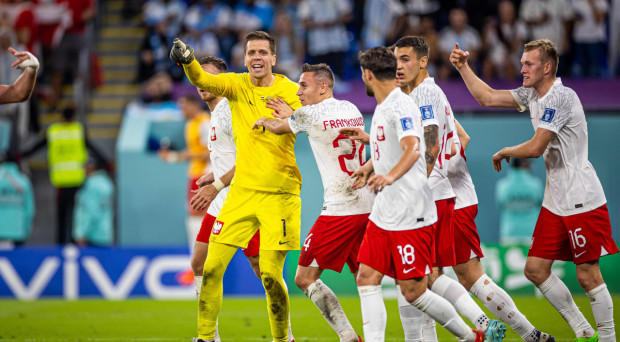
512, 158, 530, 169
394, 36, 429, 59
358, 47, 397, 81
197, 56, 228, 72
244, 31, 276, 55
179, 95, 202, 106
301, 63, 335, 89
524, 39, 559, 76
62, 107, 76, 121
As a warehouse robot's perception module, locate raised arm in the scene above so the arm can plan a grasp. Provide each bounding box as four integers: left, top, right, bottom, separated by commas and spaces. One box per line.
450, 43, 518, 108
454, 119, 470, 151
0, 48, 38, 104
170, 39, 231, 96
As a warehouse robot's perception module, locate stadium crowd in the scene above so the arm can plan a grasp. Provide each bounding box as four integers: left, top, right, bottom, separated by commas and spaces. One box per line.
137, 0, 619, 88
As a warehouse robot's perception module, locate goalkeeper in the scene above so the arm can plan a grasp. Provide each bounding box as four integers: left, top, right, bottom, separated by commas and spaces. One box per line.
0, 47, 38, 104
171, 31, 302, 342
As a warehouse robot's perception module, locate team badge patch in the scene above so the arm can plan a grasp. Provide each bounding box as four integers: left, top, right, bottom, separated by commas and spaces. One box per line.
290, 114, 295, 120
420, 105, 434, 120
400, 117, 414, 131
542, 108, 555, 123
212, 220, 224, 235
377, 126, 385, 141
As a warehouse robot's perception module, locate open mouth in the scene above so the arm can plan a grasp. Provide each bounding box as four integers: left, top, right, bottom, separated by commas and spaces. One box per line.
396, 72, 405, 80
252, 64, 264, 72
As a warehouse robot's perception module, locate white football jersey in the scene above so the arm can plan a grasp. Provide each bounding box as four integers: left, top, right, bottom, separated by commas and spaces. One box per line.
206, 98, 235, 217
510, 78, 606, 216
447, 133, 478, 210
288, 97, 373, 216
368, 88, 437, 231
409, 77, 456, 201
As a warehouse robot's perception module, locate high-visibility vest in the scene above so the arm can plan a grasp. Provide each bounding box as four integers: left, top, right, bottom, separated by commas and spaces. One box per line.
47, 122, 87, 187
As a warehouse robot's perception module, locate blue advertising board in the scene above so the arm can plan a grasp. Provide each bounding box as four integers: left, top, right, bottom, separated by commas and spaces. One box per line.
0, 246, 265, 299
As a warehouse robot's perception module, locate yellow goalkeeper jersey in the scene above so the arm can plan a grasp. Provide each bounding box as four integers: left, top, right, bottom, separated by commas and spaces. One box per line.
183, 60, 302, 195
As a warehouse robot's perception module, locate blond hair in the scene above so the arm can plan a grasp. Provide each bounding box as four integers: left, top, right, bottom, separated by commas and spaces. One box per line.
524, 39, 559, 76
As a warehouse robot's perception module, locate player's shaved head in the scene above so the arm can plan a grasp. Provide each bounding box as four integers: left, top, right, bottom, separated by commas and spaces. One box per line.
301, 63, 334, 89
394, 36, 429, 60
358, 47, 397, 81
524, 39, 559, 76
245, 31, 276, 55
198, 56, 228, 73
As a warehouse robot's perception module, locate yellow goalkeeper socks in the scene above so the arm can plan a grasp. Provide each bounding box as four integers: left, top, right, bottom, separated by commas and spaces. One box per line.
197, 242, 237, 340
259, 250, 289, 342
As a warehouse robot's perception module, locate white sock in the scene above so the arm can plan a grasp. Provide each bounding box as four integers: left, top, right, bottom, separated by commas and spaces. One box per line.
470, 274, 539, 340
214, 321, 220, 342
284, 280, 294, 342
412, 289, 477, 342
538, 273, 595, 338
421, 313, 438, 342
306, 280, 358, 342
195, 275, 203, 298
358, 285, 386, 342
587, 284, 615, 342
431, 274, 489, 331
396, 285, 424, 342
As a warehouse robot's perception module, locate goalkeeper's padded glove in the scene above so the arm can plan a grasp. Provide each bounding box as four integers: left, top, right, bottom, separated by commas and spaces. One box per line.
18, 52, 39, 71
170, 38, 195, 65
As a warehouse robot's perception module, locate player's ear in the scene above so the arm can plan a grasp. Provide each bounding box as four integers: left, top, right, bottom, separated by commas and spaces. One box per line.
271, 54, 276, 66
419, 56, 428, 69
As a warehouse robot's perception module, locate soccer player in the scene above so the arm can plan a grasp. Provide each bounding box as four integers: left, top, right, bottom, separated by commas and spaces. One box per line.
353, 46, 488, 342
185, 56, 261, 342
0, 47, 38, 104
450, 39, 619, 342
252, 63, 369, 342
170, 31, 302, 342
396, 35, 554, 342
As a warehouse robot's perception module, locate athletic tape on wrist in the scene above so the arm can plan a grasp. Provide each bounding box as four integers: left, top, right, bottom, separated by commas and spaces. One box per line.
213, 178, 225, 191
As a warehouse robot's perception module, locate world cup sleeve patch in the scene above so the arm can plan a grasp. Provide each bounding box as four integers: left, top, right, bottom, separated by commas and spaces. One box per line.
400, 117, 414, 131
542, 108, 555, 123
420, 105, 434, 120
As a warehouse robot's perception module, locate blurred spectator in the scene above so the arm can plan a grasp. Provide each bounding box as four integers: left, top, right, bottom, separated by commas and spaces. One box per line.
272, 11, 304, 80
495, 158, 543, 245
11, 0, 38, 54
49, 0, 96, 110
233, 0, 275, 33
21, 106, 105, 244
183, 0, 233, 61
0, 154, 34, 247
438, 7, 481, 79
230, 29, 253, 72
520, 0, 573, 76
482, 0, 527, 80
138, 12, 178, 82
73, 157, 114, 247
140, 71, 173, 104
158, 95, 210, 251
612, 0, 620, 76
361, 0, 405, 49
143, 0, 187, 38
298, 0, 353, 79
571, 0, 609, 77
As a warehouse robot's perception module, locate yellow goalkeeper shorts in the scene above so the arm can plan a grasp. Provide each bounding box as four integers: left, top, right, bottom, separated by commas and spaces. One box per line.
211, 185, 301, 251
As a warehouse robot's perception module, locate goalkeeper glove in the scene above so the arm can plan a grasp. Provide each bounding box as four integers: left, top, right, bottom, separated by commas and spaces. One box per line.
170, 38, 195, 65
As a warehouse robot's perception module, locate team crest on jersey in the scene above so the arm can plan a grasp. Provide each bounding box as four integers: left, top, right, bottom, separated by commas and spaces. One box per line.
377, 126, 385, 141
542, 108, 555, 123
210, 126, 217, 141
212, 220, 224, 235
400, 117, 414, 131
290, 114, 295, 120
420, 105, 434, 120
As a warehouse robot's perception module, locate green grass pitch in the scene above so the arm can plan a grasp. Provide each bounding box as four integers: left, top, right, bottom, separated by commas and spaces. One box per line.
1, 295, 618, 341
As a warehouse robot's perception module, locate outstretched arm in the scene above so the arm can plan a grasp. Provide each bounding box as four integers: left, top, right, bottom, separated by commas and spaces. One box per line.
0, 48, 38, 104
492, 127, 554, 172
253, 117, 293, 135
339, 127, 370, 144
450, 43, 518, 108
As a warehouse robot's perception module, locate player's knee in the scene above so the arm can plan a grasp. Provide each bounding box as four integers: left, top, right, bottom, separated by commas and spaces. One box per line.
261, 269, 284, 293
400, 285, 423, 303
202, 262, 224, 282
294, 273, 312, 291
523, 264, 548, 285
190, 255, 204, 276
356, 269, 379, 286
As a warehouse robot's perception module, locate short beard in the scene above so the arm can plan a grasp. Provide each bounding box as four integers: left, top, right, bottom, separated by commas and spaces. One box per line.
364, 83, 374, 97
